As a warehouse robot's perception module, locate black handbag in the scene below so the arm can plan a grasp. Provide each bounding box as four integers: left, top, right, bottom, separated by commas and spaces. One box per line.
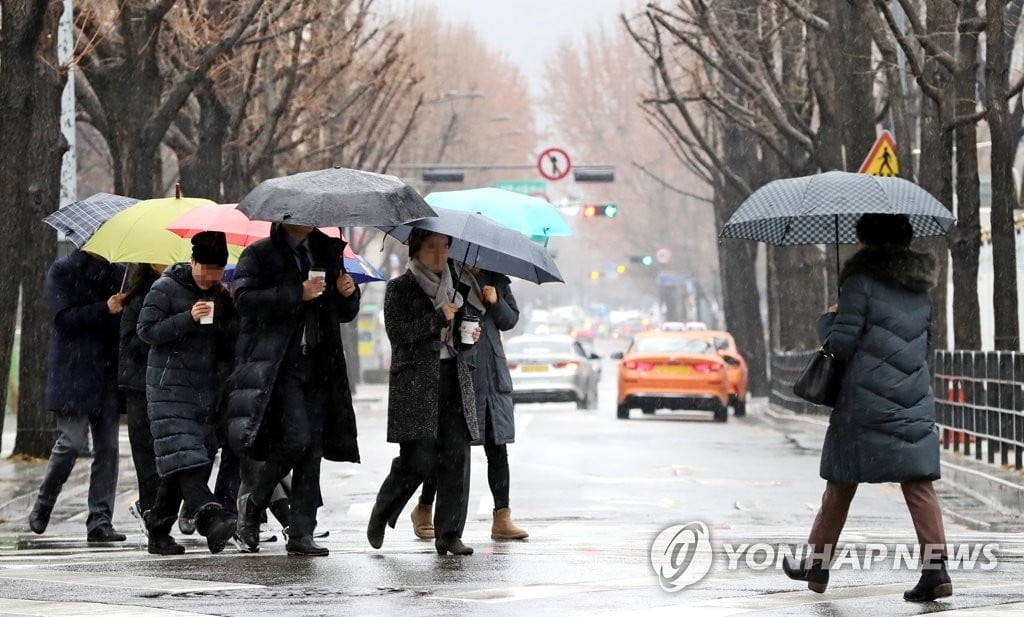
792, 345, 842, 407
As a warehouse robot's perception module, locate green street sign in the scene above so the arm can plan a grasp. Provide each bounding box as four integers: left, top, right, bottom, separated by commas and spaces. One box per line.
496, 180, 547, 195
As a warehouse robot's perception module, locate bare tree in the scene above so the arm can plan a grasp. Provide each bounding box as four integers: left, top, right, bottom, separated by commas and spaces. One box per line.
0, 0, 66, 455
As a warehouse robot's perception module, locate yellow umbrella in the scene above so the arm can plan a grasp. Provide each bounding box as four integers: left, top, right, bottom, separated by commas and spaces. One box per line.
83, 195, 243, 264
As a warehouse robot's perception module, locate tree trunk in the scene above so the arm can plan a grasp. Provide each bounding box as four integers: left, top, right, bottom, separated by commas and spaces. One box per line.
0, 0, 67, 455
177, 83, 229, 201
950, 3, 983, 350
986, 0, 1021, 350
836, 0, 878, 166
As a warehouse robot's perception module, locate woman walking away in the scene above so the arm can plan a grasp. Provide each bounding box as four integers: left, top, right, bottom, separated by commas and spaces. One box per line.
782, 213, 950, 602
367, 229, 480, 556
137, 232, 238, 554
119, 263, 166, 536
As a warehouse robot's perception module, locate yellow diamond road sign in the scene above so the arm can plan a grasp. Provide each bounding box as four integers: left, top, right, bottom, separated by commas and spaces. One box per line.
859, 130, 899, 177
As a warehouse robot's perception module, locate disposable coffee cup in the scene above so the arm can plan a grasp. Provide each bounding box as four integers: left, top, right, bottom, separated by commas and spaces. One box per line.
460, 315, 480, 345
308, 270, 326, 296
199, 301, 215, 325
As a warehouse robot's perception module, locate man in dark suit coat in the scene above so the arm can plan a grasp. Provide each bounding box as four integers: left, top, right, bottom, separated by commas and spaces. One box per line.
29, 250, 127, 542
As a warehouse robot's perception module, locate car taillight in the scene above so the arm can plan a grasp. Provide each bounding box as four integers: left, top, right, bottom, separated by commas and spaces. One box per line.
507, 362, 518, 370
624, 360, 655, 371
552, 361, 579, 370
692, 362, 723, 373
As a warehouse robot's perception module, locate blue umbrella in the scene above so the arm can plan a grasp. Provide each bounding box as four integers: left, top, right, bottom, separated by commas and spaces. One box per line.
425, 188, 572, 239
379, 207, 562, 284
42, 192, 140, 247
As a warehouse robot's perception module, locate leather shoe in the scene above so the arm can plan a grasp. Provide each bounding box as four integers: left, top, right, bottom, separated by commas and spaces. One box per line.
29, 499, 53, 535
782, 556, 828, 593
148, 534, 185, 555
87, 526, 127, 543
286, 535, 329, 556
435, 536, 473, 556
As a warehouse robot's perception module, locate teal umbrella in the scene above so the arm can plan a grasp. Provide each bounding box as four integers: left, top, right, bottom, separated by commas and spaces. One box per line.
425, 188, 572, 239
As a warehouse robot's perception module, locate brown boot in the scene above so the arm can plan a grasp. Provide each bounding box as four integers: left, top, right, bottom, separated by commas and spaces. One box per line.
410, 503, 434, 539
491, 507, 528, 540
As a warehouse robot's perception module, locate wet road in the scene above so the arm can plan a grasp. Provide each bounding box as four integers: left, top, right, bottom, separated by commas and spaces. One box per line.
1, 340, 1022, 616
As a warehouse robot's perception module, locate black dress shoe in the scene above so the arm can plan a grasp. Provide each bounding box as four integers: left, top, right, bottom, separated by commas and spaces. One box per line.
782, 556, 828, 593
904, 559, 953, 602
435, 536, 473, 556
87, 527, 127, 543
148, 534, 186, 555
367, 504, 387, 549
236, 494, 262, 551
29, 499, 53, 535
286, 536, 329, 556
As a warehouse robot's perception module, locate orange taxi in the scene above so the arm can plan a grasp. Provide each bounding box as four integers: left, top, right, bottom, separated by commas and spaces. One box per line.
680, 330, 748, 416
612, 331, 731, 422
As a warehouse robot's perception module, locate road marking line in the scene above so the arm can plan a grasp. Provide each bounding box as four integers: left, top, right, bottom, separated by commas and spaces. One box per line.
0, 568, 263, 593
0, 598, 217, 617
934, 602, 1024, 616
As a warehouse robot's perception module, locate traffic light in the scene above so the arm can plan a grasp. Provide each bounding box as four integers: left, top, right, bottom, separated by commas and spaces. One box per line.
629, 254, 654, 267
581, 203, 619, 218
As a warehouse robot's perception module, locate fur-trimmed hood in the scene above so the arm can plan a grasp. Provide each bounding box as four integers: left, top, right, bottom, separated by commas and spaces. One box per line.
840, 246, 937, 293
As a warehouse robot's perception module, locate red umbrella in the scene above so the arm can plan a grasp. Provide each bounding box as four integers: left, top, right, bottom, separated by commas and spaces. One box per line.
167, 203, 341, 246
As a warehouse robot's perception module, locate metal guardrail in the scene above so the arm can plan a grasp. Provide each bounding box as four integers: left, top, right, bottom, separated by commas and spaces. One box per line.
770, 349, 1024, 471
934, 351, 1024, 470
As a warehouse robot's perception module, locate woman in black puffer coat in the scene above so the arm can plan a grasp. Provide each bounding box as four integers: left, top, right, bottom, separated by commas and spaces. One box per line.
136, 233, 238, 554
783, 214, 951, 603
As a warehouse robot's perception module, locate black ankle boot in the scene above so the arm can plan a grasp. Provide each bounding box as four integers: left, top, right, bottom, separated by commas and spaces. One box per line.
367, 504, 387, 549
782, 556, 829, 593
904, 558, 952, 602
196, 503, 236, 554
29, 498, 54, 535
435, 536, 473, 556
236, 494, 262, 551
148, 534, 186, 555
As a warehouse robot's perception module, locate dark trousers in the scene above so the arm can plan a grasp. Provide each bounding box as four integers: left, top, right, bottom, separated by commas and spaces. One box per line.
124, 389, 159, 514
247, 351, 327, 538
148, 465, 220, 535
214, 445, 241, 515
375, 360, 470, 540
808, 480, 948, 562
420, 406, 509, 511
37, 384, 120, 533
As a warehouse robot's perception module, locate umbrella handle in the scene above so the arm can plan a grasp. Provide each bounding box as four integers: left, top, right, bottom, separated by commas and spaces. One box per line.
119, 267, 129, 294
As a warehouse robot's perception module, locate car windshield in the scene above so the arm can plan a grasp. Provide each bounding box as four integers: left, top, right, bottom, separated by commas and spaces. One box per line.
634, 337, 713, 355
506, 340, 572, 356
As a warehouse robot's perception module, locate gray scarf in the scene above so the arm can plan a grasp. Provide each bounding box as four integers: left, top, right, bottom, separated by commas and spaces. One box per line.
458, 267, 487, 314
408, 258, 463, 358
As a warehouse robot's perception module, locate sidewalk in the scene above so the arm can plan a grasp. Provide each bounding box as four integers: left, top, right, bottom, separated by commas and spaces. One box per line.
760, 401, 1024, 532
0, 384, 388, 530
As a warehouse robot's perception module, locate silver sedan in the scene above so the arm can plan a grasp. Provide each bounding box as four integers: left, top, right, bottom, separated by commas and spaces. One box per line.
505, 335, 601, 409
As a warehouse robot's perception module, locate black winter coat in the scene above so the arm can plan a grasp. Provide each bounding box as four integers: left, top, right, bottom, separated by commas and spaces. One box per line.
384, 268, 479, 444
119, 269, 160, 392
45, 250, 124, 416
226, 225, 361, 463
137, 263, 237, 476
458, 272, 519, 446
816, 246, 940, 484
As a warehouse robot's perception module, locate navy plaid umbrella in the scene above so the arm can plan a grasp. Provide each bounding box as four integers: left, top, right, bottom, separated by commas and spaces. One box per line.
720, 171, 954, 275
42, 192, 140, 247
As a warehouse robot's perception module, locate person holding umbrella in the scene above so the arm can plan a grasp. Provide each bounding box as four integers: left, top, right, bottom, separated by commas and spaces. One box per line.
28, 250, 127, 542
411, 265, 528, 542
229, 223, 361, 557
782, 214, 950, 602
367, 229, 480, 556
136, 232, 238, 554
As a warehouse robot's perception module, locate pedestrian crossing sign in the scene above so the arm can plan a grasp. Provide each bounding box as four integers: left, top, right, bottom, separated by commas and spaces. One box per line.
858, 130, 899, 177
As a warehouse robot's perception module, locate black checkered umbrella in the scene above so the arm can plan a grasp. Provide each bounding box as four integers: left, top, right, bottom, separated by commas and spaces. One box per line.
720, 171, 954, 245
42, 192, 140, 247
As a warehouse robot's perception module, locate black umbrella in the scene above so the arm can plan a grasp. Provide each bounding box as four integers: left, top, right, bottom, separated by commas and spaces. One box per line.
380, 207, 563, 285
238, 167, 436, 227
42, 192, 140, 247
719, 171, 955, 277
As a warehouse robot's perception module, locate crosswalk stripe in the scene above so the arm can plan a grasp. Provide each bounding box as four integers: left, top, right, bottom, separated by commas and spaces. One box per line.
0, 568, 263, 593
0, 598, 217, 617
934, 602, 1024, 616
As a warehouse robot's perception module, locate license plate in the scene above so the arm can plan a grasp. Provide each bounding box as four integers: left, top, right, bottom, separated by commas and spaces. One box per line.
521, 364, 549, 373
654, 365, 691, 375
